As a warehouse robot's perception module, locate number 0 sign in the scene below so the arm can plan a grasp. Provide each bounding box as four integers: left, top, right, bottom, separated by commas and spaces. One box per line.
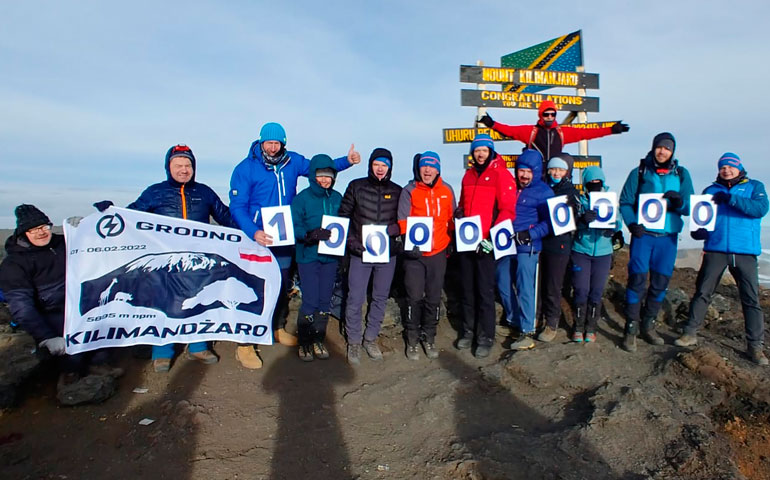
455, 216, 483, 252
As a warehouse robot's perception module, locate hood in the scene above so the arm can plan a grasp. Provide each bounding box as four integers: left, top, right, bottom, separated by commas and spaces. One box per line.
164, 145, 197, 185
4, 231, 63, 255
547, 152, 574, 179
582, 166, 606, 185
516, 149, 544, 180
368, 147, 393, 183
537, 100, 558, 128
308, 154, 337, 194
411, 153, 421, 182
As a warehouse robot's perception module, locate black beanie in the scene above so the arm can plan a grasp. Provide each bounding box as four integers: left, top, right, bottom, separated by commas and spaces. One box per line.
15, 204, 51, 235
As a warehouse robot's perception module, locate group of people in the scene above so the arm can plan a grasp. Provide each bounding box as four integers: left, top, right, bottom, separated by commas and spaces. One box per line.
1, 104, 768, 403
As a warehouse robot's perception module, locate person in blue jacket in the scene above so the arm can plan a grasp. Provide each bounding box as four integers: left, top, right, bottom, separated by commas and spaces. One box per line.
506, 149, 554, 350
618, 132, 694, 352
229, 122, 360, 368
290, 154, 342, 362
675, 153, 769, 365
570, 166, 623, 343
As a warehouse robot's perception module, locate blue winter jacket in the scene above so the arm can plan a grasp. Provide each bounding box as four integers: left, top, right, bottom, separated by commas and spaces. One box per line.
513, 150, 554, 253
129, 149, 233, 226
572, 166, 622, 257
229, 140, 351, 240
291, 155, 343, 264
702, 176, 768, 256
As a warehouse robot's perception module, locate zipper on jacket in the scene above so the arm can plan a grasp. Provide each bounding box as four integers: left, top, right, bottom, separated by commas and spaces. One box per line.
180, 184, 188, 219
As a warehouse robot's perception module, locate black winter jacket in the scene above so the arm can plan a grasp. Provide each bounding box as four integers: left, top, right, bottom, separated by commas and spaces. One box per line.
541, 177, 579, 255
338, 148, 402, 255
0, 233, 66, 342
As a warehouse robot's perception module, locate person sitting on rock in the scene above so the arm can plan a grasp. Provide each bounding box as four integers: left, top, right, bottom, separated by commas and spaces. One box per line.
675, 153, 769, 365
0, 204, 122, 404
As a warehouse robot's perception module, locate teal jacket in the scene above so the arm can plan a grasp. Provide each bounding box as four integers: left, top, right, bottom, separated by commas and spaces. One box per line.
572, 166, 622, 257
291, 155, 342, 264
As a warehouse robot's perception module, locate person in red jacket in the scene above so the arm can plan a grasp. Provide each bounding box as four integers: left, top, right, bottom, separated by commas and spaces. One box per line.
455, 134, 518, 358
398, 151, 456, 360
478, 100, 629, 166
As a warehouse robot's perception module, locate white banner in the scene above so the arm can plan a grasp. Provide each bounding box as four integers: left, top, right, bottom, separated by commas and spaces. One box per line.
589, 191, 618, 229
638, 193, 667, 230
318, 215, 349, 256
689, 195, 718, 232
489, 219, 516, 259
547, 195, 576, 236
405, 217, 433, 252
455, 216, 483, 252
261, 205, 295, 246
362, 225, 389, 263
63, 207, 281, 354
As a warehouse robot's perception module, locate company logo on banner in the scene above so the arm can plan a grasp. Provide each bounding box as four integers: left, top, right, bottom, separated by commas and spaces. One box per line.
638, 194, 667, 230
689, 195, 718, 231
589, 191, 618, 229
63, 207, 281, 354
547, 195, 576, 236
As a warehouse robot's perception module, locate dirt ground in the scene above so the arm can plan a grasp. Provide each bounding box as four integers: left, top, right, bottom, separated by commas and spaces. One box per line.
2, 249, 770, 479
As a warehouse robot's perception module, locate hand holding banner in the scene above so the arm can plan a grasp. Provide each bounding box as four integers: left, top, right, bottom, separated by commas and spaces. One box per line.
689, 195, 718, 232
589, 191, 618, 229
318, 215, 349, 256
362, 225, 389, 263
405, 217, 433, 252
454, 216, 483, 252
261, 206, 295, 246
638, 194, 667, 230
547, 195, 576, 236
489, 219, 516, 259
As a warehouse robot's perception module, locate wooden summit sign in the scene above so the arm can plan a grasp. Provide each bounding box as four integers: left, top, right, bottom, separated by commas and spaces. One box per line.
443, 122, 619, 144
459, 65, 599, 89
461, 89, 599, 112
463, 154, 602, 170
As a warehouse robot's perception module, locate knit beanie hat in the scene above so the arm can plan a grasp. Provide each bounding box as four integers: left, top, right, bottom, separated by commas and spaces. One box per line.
315, 167, 336, 179
259, 122, 287, 145
369, 147, 393, 169
652, 132, 675, 152
167, 144, 195, 162
470, 134, 494, 154
418, 151, 441, 173
718, 152, 743, 171
15, 204, 51, 235
547, 157, 569, 170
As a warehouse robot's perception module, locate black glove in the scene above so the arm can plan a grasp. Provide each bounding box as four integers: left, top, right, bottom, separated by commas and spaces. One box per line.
478, 113, 495, 128
349, 240, 365, 257
454, 207, 464, 219
611, 121, 630, 134
513, 230, 531, 246
445, 241, 455, 258
628, 223, 645, 239
305, 228, 331, 244
582, 209, 598, 223
663, 190, 683, 210
611, 231, 625, 251
386, 223, 401, 237
690, 228, 709, 241
94, 200, 114, 212
602, 229, 615, 237
712, 191, 731, 205
403, 246, 422, 259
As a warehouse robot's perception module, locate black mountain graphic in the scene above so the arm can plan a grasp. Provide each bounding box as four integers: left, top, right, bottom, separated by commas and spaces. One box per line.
79, 252, 266, 318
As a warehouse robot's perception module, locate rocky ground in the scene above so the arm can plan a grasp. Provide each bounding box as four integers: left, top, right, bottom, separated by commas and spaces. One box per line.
1, 248, 770, 479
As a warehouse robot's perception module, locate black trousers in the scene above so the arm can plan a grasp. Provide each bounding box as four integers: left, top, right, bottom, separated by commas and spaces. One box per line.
403, 250, 448, 345
540, 252, 571, 329
458, 251, 496, 347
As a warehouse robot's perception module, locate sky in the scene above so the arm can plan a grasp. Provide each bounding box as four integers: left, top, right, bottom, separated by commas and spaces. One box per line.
2, 0, 769, 238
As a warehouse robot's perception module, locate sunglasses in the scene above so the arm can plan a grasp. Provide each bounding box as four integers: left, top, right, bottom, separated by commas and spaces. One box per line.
171, 144, 191, 154
542, 112, 557, 118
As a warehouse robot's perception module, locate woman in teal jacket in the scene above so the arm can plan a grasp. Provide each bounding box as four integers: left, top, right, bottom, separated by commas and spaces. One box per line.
290, 155, 343, 361
571, 166, 623, 342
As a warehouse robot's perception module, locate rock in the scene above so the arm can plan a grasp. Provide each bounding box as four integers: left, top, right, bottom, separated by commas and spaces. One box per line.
57, 374, 116, 406
0, 332, 42, 408
710, 294, 731, 313
604, 279, 625, 303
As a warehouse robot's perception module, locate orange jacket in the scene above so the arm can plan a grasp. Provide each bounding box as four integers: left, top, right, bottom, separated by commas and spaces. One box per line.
397, 176, 457, 256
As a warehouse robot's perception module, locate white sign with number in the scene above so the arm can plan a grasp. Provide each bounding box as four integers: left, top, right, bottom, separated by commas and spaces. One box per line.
589, 191, 618, 229
261, 205, 295, 246
362, 225, 389, 263
547, 195, 576, 236
689, 195, 718, 232
405, 217, 433, 252
638, 194, 667, 230
489, 219, 516, 259
455, 216, 483, 252
318, 215, 349, 256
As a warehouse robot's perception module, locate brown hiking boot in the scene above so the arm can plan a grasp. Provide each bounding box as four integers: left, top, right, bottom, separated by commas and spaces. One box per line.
188, 349, 219, 364
236, 345, 263, 369
674, 333, 698, 347
622, 334, 637, 352
537, 326, 557, 343
275, 328, 298, 346
749, 347, 769, 366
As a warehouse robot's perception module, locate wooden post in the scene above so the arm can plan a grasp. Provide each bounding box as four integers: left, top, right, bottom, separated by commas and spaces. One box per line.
475, 60, 486, 126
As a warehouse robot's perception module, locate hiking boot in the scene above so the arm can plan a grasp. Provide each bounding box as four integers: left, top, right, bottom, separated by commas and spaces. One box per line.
188, 349, 219, 365
153, 358, 171, 373
749, 347, 769, 366
423, 342, 439, 359
275, 328, 298, 346
406, 344, 420, 361
298, 345, 314, 362
571, 331, 584, 343
474, 345, 491, 358
363, 340, 383, 361
313, 342, 330, 360
456, 334, 473, 350
537, 326, 557, 343
622, 334, 637, 352
674, 333, 698, 347
88, 364, 125, 378
510, 335, 536, 350
641, 327, 664, 346
584, 332, 597, 343
347, 344, 362, 365
235, 345, 263, 369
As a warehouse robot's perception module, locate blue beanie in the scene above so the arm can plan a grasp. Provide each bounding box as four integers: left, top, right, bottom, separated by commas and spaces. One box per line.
259, 122, 287, 144
547, 157, 569, 170
718, 152, 743, 171
470, 134, 494, 154
418, 151, 441, 173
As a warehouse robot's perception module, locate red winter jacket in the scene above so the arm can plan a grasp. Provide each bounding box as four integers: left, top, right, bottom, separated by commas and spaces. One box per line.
459, 155, 517, 237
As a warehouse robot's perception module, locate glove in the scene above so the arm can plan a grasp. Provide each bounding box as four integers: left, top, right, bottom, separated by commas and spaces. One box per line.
476, 238, 493, 254
602, 229, 615, 237
611, 121, 630, 134
690, 228, 709, 241
66, 216, 83, 227
445, 241, 455, 258
403, 246, 422, 259
348, 240, 365, 257
513, 230, 531, 246
628, 223, 645, 239
93, 200, 114, 212
478, 113, 495, 128
40, 337, 66, 356
386, 223, 401, 237
582, 209, 598, 224
663, 190, 683, 210
712, 191, 731, 205
305, 228, 332, 244
611, 231, 625, 251
453, 207, 464, 219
